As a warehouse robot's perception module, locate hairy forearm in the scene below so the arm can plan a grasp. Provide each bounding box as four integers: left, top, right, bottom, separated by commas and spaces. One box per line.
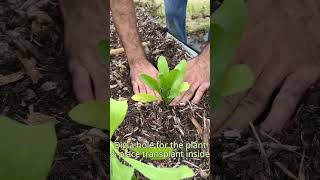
111, 0, 146, 66
59, 0, 107, 25
247, 0, 320, 23
197, 44, 210, 69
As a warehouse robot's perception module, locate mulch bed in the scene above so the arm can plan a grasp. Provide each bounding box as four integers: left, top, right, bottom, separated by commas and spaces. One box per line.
211, 79, 320, 179
110, 6, 210, 180
0, 1, 107, 179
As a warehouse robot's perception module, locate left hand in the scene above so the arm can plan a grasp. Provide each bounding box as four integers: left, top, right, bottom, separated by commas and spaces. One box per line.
170, 56, 210, 105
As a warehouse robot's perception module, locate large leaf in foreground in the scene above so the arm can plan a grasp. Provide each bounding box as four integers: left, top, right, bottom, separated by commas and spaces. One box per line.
111, 155, 134, 180
130, 147, 174, 160
218, 64, 254, 97
0, 116, 57, 180
99, 39, 109, 64
124, 157, 194, 180
69, 100, 108, 130
110, 98, 128, 136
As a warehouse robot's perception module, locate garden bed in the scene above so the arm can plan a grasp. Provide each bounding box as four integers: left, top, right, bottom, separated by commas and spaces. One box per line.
212, 86, 320, 179
110, 6, 210, 179
0, 1, 107, 179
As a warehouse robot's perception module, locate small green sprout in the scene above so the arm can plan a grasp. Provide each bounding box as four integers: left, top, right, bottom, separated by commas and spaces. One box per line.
132, 56, 190, 104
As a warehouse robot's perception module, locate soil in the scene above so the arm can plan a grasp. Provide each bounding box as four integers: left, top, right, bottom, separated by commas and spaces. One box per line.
211, 86, 320, 180
0, 1, 107, 179
110, 7, 210, 180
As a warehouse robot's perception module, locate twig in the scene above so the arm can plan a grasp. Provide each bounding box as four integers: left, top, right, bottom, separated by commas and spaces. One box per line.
223, 143, 256, 159
110, 41, 150, 56
85, 144, 107, 179
249, 123, 271, 175
274, 161, 298, 180
298, 149, 306, 180
191, 117, 203, 135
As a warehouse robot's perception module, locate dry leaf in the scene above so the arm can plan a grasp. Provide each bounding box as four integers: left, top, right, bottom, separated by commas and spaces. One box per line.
41, 81, 58, 91
26, 112, 57, 125
17, 54, 40, 84
0, 71, 24, 86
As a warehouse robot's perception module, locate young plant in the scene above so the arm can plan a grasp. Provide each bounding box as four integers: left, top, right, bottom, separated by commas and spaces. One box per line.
109, 98, 194, 180
0, 116, 57, 180
132, 56, 190, 103
211, 0, 254, 108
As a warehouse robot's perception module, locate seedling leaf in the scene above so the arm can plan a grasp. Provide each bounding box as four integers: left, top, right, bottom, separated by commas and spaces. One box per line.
110, 98, 128, 136
132, 93, 159, 103
124, 157, 194, 180
157, 56, 169, 75
0, 116, 57, 180
179, 82, 190, 93
218, 64, 254, 97
69, 100, 108, 130
139, 57, 190, 104
130, 147, 174, 160
111, 155, 134, 180
141, 74, 160, 92
98, 39, 109, 64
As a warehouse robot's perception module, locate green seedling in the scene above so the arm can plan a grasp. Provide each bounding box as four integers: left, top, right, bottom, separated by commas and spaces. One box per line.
211, 0, 254, 108
132, 56, 190, 104
0, 116, 57, 180
99, 39, 109, 64
109, 98, 194, 180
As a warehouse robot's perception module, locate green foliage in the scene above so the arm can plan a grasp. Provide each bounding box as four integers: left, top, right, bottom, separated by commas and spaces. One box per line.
69, 100, 108, 130
0, 116, 57, 180
98, 39, 109, 64
109, 98, 194, 180
133, 56, 190, 103
130, 147, 173, 160
132, 93, 159, 103
211, 0, 254, 108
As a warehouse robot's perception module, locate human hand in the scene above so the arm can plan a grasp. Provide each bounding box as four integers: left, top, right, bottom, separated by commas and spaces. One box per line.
130, 58, 159, 96
170, 55, 210, 105
213, 7, 320, 133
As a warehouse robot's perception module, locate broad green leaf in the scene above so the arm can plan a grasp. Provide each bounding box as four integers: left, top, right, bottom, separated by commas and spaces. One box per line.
69, 100, 108, 130
0, 116, 57, 180
179, 82, 190, 93
211, 0, 248, 84
211, 0, 249, 109
164, 69, 180, 91
124, 157, 194, 180
132, 176, 139, 180
98, 39, 109, 64
174, 60, 187, 74
132, 93, 159, 103
111, 156, 134, 180
170, 60, 188, 94
157, 56, 169, 75
217, 64, 254, 97
141, 74, 160, 92
130, 147, 174, 160
110, 98, 128, 136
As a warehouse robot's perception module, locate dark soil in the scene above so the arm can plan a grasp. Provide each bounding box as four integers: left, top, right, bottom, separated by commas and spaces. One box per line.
0, 1, 107, 179
110, 7, 210, 180
211, 87, 320, 179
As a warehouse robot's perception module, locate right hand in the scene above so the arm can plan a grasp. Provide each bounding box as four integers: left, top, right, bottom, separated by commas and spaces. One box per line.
130, 59, 158, 96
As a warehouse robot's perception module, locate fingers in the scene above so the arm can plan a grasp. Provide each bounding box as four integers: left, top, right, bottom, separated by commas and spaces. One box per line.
221, 67, 287, 130
132, 81, 139, 94
70, 62, 94, 102
262, 69, 319, 131
191, 83, 210, 104
91, 69, 107, 100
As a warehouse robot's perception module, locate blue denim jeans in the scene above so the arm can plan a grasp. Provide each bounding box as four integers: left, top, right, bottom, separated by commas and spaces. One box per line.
164, 0, 188, 43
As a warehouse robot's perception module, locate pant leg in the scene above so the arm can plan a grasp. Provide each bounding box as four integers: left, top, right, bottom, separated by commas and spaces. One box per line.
164, 0, 188, 43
